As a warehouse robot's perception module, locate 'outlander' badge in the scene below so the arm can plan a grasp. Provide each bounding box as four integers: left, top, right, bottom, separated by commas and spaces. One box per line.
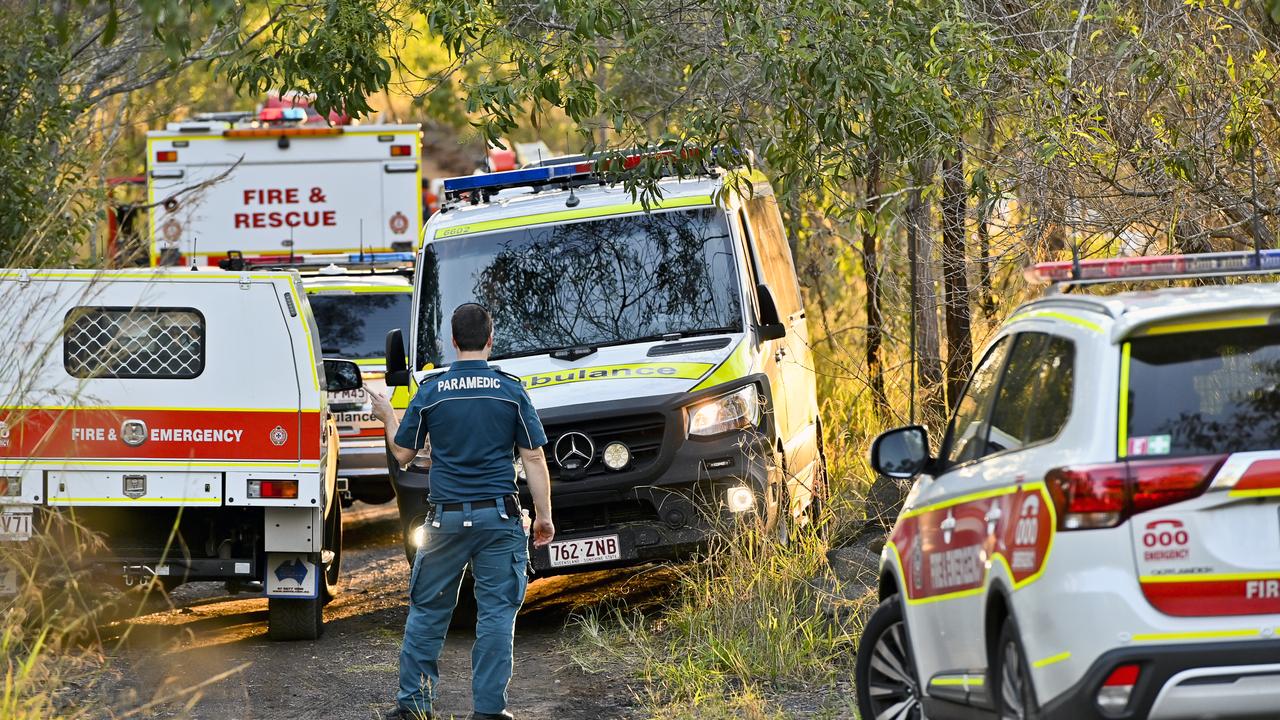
269, 426, 288, 446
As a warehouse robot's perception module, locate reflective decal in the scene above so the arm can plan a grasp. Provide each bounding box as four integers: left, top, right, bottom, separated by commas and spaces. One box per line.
520, 362, 713, 390
1140, 573, 1280, 617
888, 483, 1055, 604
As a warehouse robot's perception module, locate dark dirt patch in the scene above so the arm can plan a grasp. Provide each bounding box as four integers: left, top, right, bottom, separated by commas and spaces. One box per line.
80, 503, 675, 720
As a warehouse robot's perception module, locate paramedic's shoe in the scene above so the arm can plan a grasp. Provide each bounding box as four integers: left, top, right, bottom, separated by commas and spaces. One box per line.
385, 707, 431, 720
470, 712, 514, 720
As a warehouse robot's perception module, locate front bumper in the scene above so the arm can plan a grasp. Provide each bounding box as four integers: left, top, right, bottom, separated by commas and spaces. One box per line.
388, 377, 780, 570
1041, 639, 1280, 720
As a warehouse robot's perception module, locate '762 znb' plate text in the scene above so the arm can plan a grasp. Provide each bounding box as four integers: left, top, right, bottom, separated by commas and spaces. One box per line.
548, 534, 620, 568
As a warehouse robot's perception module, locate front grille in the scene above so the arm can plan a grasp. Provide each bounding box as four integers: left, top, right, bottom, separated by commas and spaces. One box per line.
545, 412, 666, 481
555, 499, 659, 533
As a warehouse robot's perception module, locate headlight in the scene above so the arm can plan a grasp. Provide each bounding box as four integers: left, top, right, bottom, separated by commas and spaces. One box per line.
687, 385, 761, 437
410, 524, 427, 548
602, 441, 631, 470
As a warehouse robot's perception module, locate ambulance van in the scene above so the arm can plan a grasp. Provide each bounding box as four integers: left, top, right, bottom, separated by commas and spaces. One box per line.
304, 267, 414, 505
0, 268, 362, 640
383, 156, 826, 572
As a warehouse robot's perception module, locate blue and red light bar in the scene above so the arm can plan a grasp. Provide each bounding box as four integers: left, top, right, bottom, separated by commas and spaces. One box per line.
441, 149, 710, 202
1025, 250, 1280, 284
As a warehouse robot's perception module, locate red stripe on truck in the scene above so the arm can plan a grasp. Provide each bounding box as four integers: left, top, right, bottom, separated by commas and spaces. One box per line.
0, 408, 321, 462
1141, 576, 1280, 616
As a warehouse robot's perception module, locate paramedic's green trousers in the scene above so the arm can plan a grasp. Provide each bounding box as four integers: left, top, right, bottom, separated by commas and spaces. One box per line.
397, 502, 529, 716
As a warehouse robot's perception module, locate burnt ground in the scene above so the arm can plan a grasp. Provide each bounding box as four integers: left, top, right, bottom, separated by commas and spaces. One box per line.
80, 503, 681, 720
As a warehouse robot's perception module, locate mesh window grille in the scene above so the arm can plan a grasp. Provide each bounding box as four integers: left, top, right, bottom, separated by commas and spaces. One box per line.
64, 307, 205, 379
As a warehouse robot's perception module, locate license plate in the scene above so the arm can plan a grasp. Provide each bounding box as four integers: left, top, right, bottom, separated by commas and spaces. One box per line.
548, 534, 620, 568
329, 388, 366, 403
0, 507, 32, 542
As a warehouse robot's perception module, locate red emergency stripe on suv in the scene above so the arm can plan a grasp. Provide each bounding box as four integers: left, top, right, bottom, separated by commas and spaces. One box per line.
0, 408, 321, 462
1234, 459, 1280, 493
1141, 576, 1280, 616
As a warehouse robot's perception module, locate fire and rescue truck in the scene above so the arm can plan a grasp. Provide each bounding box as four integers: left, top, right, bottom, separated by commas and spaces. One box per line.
145, 109, 422, 267
0, 268, 362, 640
858, 251, 1280, 719
382, 154, 827, 571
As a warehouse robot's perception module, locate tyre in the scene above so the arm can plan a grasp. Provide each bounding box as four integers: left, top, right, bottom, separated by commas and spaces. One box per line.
268, 593, 324, 641
856, 596, 923, 720
992, 616, 1039, 720
353, 481, 396, 505
321, 498, 342, 604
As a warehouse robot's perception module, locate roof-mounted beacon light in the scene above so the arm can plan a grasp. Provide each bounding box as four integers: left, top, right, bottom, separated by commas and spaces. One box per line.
1024, 249, 1280, 286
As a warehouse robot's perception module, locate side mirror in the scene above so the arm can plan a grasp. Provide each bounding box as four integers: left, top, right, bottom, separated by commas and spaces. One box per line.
756, 283, 787, 342
323, 359, 363, 393
385, 328, 410, 387
870, 425, 931, 479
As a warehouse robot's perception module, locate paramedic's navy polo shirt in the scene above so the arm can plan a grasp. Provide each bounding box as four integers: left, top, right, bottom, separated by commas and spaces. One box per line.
395, 359, 547, 504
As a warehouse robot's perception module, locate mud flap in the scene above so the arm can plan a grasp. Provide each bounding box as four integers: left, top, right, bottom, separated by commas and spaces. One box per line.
265, 552, 319, 599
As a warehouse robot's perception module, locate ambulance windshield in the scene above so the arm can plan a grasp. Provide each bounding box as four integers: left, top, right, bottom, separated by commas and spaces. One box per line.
417, 207, 742, 367
310, 291, 412, 360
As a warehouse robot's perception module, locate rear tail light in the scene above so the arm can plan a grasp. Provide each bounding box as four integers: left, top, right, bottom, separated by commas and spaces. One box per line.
246, 479, 299, 499
1046, 455, 1224, 530
390, 144, 412, 157
1097, 663, 1141, 713
156, 150, 178, 162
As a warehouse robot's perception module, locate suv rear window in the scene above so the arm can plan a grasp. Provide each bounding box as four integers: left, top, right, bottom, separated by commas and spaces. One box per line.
1124, 325, 1280, 457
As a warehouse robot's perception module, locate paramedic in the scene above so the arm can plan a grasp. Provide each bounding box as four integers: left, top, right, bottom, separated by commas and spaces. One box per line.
369, 303, 554, 720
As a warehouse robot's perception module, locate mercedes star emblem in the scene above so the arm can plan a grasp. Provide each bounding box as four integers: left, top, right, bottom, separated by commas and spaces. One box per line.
554, 431, 595, 471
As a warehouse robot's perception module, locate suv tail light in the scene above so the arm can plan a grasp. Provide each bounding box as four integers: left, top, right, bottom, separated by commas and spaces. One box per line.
1097, 663, 1141, 713
1046, 455, 1225, 530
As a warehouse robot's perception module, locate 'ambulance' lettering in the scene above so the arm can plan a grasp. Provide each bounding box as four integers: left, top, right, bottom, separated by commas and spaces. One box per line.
437, 376, 502, 392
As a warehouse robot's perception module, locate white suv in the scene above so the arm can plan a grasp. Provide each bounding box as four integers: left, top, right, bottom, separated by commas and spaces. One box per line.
856, 252, 1280, 720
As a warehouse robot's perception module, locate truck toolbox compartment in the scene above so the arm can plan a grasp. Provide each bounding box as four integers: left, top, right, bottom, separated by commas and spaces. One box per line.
46, 470, 222, 506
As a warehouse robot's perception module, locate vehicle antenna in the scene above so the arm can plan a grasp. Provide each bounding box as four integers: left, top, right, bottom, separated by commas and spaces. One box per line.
359, 219, 365, 262
190, 236, 199, 271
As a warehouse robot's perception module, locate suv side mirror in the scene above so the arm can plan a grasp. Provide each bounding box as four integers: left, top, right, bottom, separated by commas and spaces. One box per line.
756, 283, 787, 342
323, 359, 363, 393
385, 328, 410, 387
870, 425, 931, 479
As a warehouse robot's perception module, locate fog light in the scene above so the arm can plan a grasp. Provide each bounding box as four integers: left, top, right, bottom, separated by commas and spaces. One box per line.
410, 524, 426, 548
0, 477, 18, 496
246, 479, 298, 499
726, 486, 755, 513
1097, 664, 1140, 713
602, 441, 631, 470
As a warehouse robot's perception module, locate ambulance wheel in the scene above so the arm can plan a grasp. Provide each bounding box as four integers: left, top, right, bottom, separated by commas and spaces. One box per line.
855, 596, 922, 720
321, 499, 342, 604
268, 594, 324, 641
992, 616, 1039, 719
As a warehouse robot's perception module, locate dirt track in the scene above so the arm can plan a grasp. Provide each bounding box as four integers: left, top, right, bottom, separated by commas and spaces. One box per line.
87, 503, 678, 720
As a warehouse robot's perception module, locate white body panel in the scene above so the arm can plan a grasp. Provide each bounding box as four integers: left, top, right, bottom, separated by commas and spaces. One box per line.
146, 125, 422, 263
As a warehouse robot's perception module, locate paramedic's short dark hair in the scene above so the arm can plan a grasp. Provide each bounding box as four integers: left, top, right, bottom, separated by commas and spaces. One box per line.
452, 303, 492, 351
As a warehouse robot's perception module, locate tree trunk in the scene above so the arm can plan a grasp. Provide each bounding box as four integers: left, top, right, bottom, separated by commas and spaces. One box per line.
861, 147, 889, 417
976, 117, 997, 323
907, 160, 946, 423
941, 149, 972, 411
